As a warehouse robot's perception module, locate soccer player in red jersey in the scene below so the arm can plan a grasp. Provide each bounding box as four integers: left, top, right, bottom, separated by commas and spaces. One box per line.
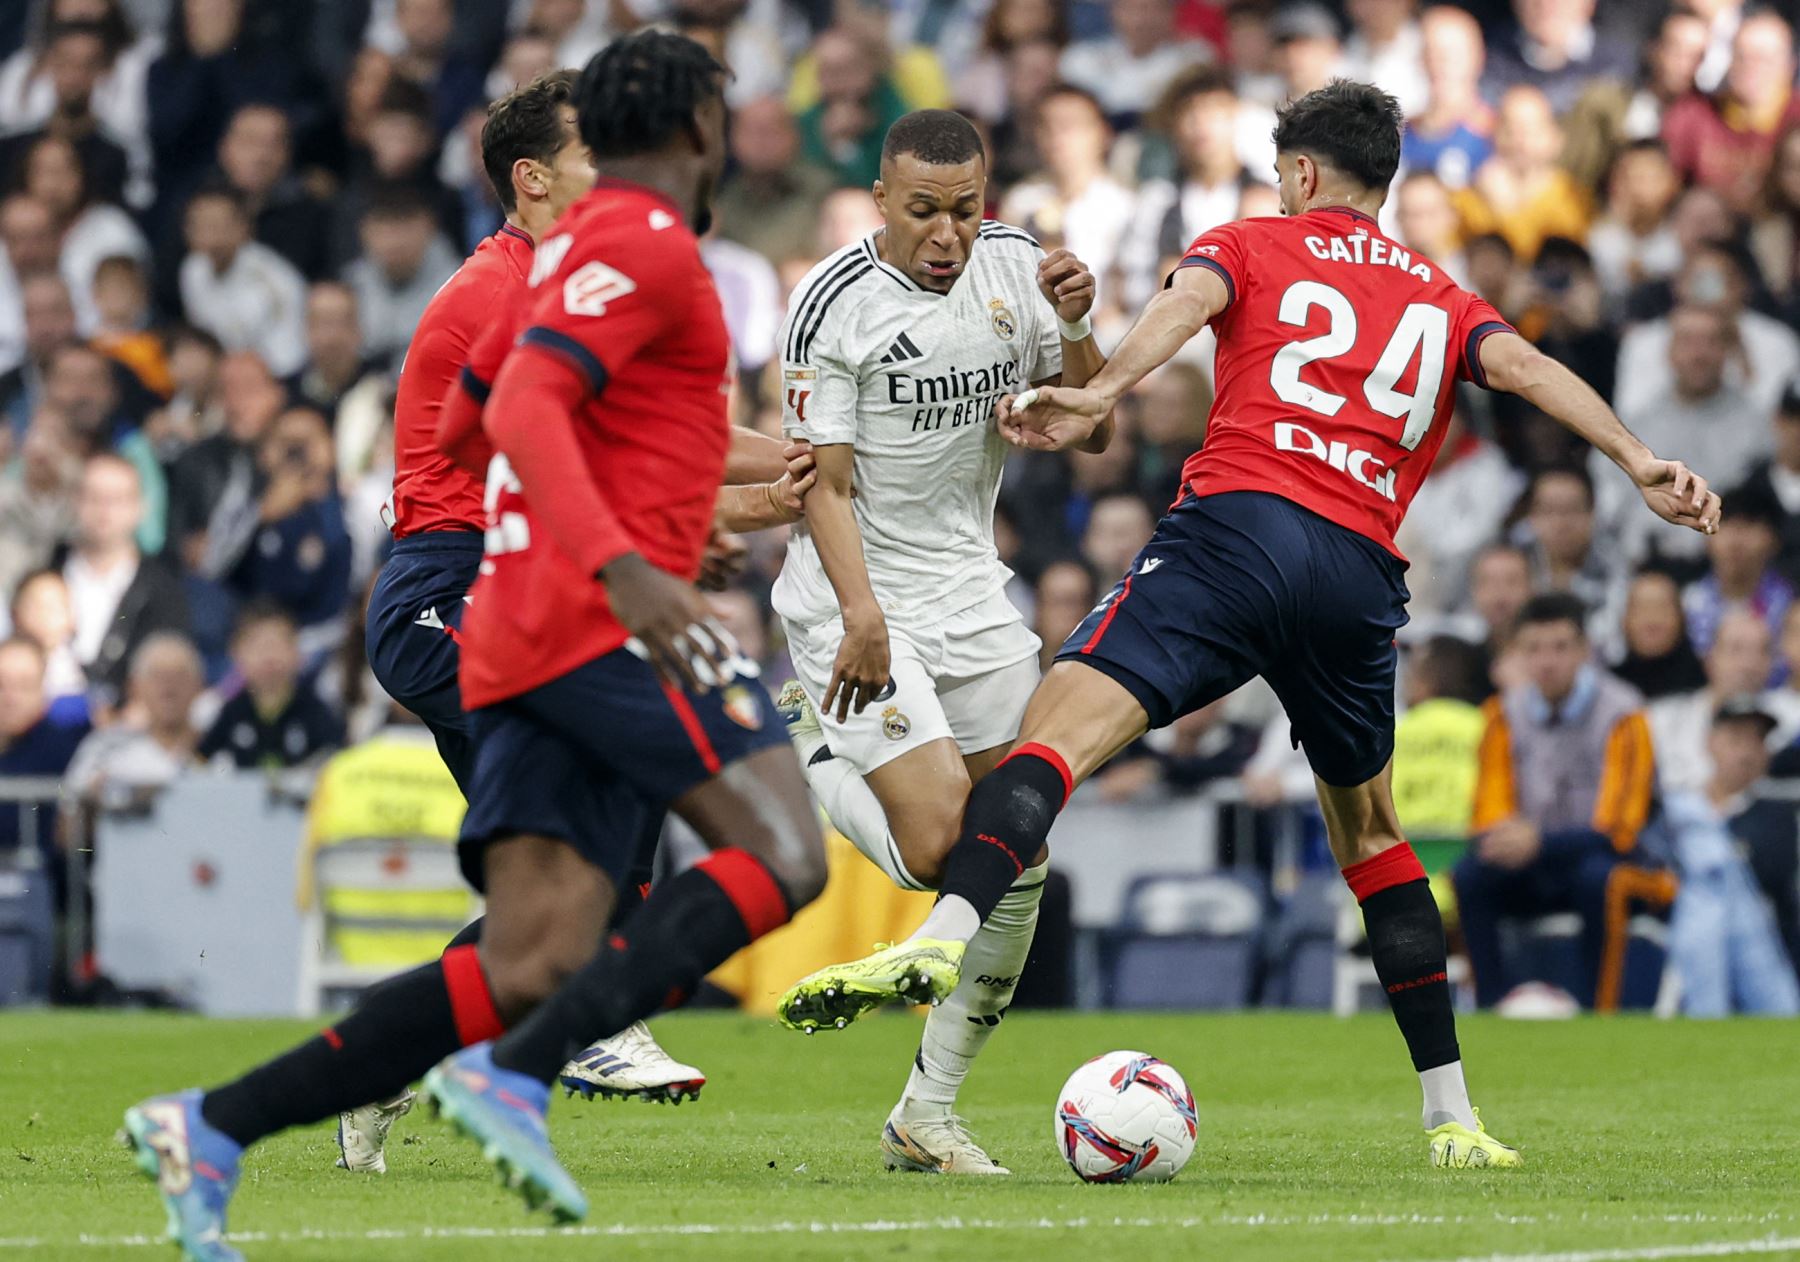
786, 82, 1724, 1169
121, 35, 825, 1249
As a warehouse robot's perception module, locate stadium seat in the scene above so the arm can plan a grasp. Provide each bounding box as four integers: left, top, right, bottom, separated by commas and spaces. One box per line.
1263, 871, 1345, 1009
1101, 871, 1267, 1009
295, 837, 476, 1015
0, 865, 54, 1006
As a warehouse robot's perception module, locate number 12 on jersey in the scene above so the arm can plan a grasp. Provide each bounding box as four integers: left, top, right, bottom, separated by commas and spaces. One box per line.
1268, 280, 1449, 451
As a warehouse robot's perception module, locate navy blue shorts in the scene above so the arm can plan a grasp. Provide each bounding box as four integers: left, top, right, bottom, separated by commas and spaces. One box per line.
456, 648, 787, 890
365, 532, 483, 788
1058, 491, 1409, 787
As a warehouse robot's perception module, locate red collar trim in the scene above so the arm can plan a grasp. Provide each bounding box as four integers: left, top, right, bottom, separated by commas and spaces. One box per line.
1307, 205, 1379, 227
497, 222, 534, 248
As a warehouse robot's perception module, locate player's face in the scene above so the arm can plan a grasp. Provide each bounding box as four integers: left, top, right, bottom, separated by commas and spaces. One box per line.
873, 153, 985, 293
541, 105, 596, 220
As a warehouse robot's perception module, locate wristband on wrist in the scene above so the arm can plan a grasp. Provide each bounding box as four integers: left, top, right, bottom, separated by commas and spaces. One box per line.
1057, 313, 1093, 341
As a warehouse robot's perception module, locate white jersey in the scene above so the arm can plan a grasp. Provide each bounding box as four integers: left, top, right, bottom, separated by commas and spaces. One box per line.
773, 222, 1062, 628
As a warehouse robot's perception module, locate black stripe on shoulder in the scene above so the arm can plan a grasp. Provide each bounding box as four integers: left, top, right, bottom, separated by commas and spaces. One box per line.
518, 326, 609, 394
979, 222, 1040, 248
796, 264, 874, 363
785, 251, 867, 363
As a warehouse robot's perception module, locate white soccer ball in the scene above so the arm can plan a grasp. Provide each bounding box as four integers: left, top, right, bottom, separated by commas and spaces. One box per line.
1054, 1049, 1197, 1183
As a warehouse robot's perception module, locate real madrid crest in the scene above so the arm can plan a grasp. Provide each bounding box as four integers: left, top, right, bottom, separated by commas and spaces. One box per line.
881, 705, 911, 741
988, 297, 1016, 341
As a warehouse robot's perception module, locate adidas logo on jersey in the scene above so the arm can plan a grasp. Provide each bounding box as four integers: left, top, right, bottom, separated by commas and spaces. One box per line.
878, 331, 926, 365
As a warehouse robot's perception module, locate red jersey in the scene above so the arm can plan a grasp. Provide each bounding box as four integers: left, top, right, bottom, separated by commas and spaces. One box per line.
1175, 207, 1512, 558
459, 180, 732, 708
390, 223, 535, 537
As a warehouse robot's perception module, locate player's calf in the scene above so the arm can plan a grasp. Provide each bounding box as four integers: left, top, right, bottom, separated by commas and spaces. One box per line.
477, 834, 613, 1022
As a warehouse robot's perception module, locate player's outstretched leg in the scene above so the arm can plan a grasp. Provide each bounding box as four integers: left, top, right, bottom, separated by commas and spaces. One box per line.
426, 746, 827, 1217
1316, 768, 1522, 1169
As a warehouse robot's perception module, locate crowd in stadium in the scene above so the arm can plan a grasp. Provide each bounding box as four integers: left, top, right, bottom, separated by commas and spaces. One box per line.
0, 0, 1798, 1012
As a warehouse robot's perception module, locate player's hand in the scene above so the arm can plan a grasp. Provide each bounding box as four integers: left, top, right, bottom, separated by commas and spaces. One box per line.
1037, 248, 1096, 324
997, 386, 1110, 451
603, 552, 743, 693
825, 609, 890, 723
1632, 457, 1723, 535
698, 530, 748, 590
766, 441, 818, 521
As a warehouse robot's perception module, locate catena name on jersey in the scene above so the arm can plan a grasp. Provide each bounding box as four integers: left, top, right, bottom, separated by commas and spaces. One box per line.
887, 357, 1024, 432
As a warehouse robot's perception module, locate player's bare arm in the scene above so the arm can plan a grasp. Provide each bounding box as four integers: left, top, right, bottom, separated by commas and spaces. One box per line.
1477, 329, 1723, 534
1001, 264, 1229, 452
806, 441, 891, 722
712, 442, 816, 532
725, 425, 791, 484
1011, 247, 1114, 454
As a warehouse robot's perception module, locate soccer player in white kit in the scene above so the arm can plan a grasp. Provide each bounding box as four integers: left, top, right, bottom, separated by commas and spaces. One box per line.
772, 110, 1114, 1174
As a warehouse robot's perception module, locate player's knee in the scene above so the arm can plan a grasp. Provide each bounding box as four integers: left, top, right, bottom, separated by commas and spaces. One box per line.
482, 936, 591, 1021
891, 807, 962, 888
747, 810, 830, 911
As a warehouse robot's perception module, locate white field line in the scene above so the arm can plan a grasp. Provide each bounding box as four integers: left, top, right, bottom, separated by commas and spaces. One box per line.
0, 1214, 1792, 1252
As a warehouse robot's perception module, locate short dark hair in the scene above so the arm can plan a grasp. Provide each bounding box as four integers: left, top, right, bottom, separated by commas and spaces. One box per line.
374, 78, 434, 126
482, 69, 580, 213
362, 180, 433, 223
1039, 82, 1107, 126
1516, 592, 1590, 636
574, 30, 726, 159
881, 109, 985, 169
1530, 463, 1594, 510
231, 599, 298, 645
44, 19, 108, 51
1272, 78, 1403, 192
186, 178, 249, 221
1413, 635, 1491, 707
1721, 479, 1781, 530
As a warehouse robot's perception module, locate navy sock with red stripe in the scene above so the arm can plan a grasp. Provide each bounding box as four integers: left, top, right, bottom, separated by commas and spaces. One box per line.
1343, 843, 1460, 1072
935, 744, 1072, 928
490, 849, 791, 1083
200, 946, 503, 1147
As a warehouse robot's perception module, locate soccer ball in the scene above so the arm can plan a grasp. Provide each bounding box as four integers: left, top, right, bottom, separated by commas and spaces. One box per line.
1054, 1050, 1197, 1183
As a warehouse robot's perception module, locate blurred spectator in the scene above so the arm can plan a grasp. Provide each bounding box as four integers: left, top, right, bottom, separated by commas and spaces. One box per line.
0, 411, 80, 596
199, 601, 343, 770
1585, 141, 1683, 307
1031, 557, 1097, 672
288, 281, 378, 425
0, 271, 77, 431
0, 193, 61, 375
1560, 8, 1709, 189
90, 254, 167, 396
210, 102, 332, 282
513, 0, 605, 74
0, 1, 155, 181
225, 406, 351, 654
704, 234, 783, 379
1682, 482, 1793, 659
1610, 569, 1707, 702
1120, 67, 1256, 309
387, 0, 485, 139
1398, 408, 1522, 617
1392, 170, 1467, 284
64, 631, 205, 808
1660, 698, 1800, 1015
58, 452, 186, 707
42, 341, 165, 550
13, 131, 149, 331
1223, 2, 1283, 108
1456, 593, 1656, 1009
0, 21, 131, 208
1650, 607, 1774, 795
673, 0, 786, 110
1513, 467, 1625, 644
1128, 361, 1209, 508
713, 96, 837, 268
1663, 11, 1800, 215
1400, 6, 1492, 191
813, 185, 885, 256
484, 29, 558, 103
985, 36, 1064, 187
166, 348, 283, 571
1000, 85, 1132, 311
1737, 384, 1800, 583
1341, 0, 1426, 119
1463, 542, 1533, 676
1391, 634, 1490, 839
0, 635, 87, 859
1751, 123, 1800, 311
344, 185, 460, 371
178, 181, 308, 377
139, 323, 222, 464
1270, 4, 1345, 102
147, 0, 304, 211
333, 80, 463, 266
9, 567, 86, 712
1481, 0, 1635, 116
1080, 492, 1152, 580
957, 0, 1069, 124
1059, 0, 1214, 126
1454, 86, 1593, 263
796, 24, 910, 189
1517, 238, 1614, 406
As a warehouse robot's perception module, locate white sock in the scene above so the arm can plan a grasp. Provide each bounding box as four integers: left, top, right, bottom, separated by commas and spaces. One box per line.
907, 894, 980, 945
1420, 1061, 1476, 1131
900, 860, 1047, 1117
798, 751, 928, 891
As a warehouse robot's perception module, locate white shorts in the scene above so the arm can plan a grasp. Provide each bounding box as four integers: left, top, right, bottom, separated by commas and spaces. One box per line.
783, 589, 1042, 774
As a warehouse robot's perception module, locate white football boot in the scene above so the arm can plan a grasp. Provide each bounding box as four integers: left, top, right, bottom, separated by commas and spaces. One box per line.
558, 1022, 706, 1104
335, 1089, 415, 1173
880, 1108, 1011, 1175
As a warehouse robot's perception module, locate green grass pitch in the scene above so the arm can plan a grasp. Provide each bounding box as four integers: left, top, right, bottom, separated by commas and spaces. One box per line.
1, 1010, 1796, 1261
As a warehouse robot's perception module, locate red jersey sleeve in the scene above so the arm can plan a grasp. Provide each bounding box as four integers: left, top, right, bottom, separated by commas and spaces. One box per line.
483, 227, 698, 579
1169, 220, 1251, 308
1451, 292, 1516, 391
435, 315, 513, 476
